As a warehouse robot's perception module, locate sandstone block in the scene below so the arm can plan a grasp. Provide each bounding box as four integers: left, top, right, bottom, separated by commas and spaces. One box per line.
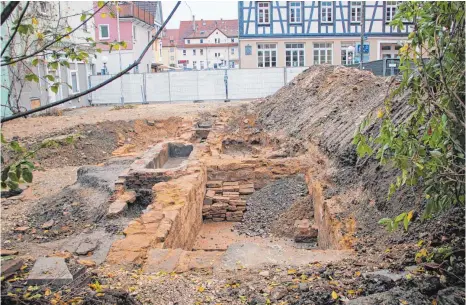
27, 257, 73, 287
230, 200, 247, 206
107, 200, 127, 218
227, 205, 237, 211
236, 206, 247, 211
203, 197, 213, 205
207, 181, 223, 188
212, 217, 225, 222
213, 196, 230, 203
223, 185, 239, 192
223, 191, 240, 196
239, 188, 254, 195
239, 183, 254, 189
205, 190, 216, 198
202, 205, 212, 212
223, 181, 239, 186
207, 187, 223, 194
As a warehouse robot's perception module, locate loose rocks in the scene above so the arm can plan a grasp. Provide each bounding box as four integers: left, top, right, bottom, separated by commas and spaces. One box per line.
235, 175, 308, 237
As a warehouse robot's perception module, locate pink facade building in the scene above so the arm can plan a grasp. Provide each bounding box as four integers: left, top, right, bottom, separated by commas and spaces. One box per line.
93, 1, 163, 74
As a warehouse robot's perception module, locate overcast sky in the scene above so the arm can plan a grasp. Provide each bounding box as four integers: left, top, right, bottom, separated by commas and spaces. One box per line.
162, 1, 239, 29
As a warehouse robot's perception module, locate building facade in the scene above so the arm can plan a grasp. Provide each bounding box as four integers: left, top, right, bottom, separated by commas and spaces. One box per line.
238, 1, 412, 68
1, 1, 97, 114
176, 19, 239, 70
161, 29, 180, 69
93, 1, 163, 75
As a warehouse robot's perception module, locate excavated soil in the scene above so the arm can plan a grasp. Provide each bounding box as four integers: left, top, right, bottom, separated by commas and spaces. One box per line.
271, 196, 314, 238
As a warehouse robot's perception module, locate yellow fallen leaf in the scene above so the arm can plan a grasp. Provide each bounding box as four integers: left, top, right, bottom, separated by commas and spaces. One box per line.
287, 269, 297, 275
354, 271, 361, 277
32, 17, 38, 25
407, 210, 414, 221
45, 288, 51, 296
400, 299, 409, 305
377, 109, 384, 118
197, 286, 205, 292
331, 291, 338, 300
432, 299, 437, 305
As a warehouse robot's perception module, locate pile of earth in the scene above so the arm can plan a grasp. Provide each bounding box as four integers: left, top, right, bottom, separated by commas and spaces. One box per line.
2, 118, 184, 169
250, 65, 464, 298
235, 175, 308, 237
270, 195, 314, 238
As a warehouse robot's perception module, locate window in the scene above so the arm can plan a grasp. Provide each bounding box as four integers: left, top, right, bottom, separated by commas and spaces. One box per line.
193, 49, 196, 55
231, 48, 235, 55
200, 61, 205, 69
200, 49, 204, 55
321, 2, 333, 23
215, 53, 220, 58
38, 2, 48, 14
289, 2, 302, 23
133, 25, 136, 40
193, 61, 197, 69
99, 25, 109, 39
341, 43, 356, 65
200, 39, 204, 43
229, 61, 235, 68
257, 43, 277, 67
350, 2, 362, 23
170, 48, 174, 52
285, 43, 305, 67
313, 43, 333, 64
170, 39, 174, 44
386, 1, 398, 22
215, 38, 220, 44
258, 2, 270, 24
183, 50, 186, 56
231, 38, 235, 43
70, 70, 79, 93
187, 39, 190, 44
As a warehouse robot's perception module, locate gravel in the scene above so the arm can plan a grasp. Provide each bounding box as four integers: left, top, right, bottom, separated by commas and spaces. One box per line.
235, 175, 308, 237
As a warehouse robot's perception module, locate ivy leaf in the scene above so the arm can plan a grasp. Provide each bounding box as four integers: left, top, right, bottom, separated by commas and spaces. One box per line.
25, 73, 39, 83
80, 14, 87, 22
22, 168, 33, 183
50, 85, 59, 94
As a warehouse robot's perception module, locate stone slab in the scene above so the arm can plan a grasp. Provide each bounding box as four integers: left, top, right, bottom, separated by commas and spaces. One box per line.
143, 249, 184, 273
27, 257, 73, 287
107, 200, 128, 218
206, 181, 223, 188
223, 182, 239, 186
239, 188, 254, 195
0, 249, 18, 256
205, 190, 216, 198
1, 259, 23, 278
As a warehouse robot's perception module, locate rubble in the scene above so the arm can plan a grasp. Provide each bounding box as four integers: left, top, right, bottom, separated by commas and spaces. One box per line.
27, 257, 73, 287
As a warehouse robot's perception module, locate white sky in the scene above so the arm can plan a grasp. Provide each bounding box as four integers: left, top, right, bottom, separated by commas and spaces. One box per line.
162, 1, 239, 29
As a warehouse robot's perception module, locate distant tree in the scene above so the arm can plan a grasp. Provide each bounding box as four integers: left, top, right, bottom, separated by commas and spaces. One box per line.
354, 2, 465, 229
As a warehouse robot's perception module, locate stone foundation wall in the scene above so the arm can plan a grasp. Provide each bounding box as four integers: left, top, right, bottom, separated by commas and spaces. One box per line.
202, 181, 254, 221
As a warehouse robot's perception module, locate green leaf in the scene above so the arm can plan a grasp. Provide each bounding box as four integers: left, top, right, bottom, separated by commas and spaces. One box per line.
61, 61, 70, 68
80, 14, 87, 22
97, 1, 105, 8
10, 141, 23, 153
430, 150, 442, 158
22, 168, 33, 183
6, 180, 19, 190
1, 166, 10, 182
1, 133, 6, 144
51, 85, 59, 94
31, 58, 39, 66
25, 74, 39, 83
45, 75, 55, 82
1, 182, 7, 189
403, 215, 409, 231
8, 171, 18, 182
17, 24, 29, 35
19, 161, 35, 169
50, 61, 59, 70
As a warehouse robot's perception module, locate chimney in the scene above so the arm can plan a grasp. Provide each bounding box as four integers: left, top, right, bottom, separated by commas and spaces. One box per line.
192, 15, 196, 31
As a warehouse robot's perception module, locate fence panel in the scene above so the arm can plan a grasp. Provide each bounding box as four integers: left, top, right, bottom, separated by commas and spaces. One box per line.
285, 67, 308, 83
145, 73, 170, 102
228, 68, 285, 99
197, 70, 226, 100
91, 74, 144, 104
168, 71, 199, 101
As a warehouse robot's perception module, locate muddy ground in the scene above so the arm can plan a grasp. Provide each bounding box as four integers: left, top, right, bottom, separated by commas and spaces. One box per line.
1, 69, 464, 304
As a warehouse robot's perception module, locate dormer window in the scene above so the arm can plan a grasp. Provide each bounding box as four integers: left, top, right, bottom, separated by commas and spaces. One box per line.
289, 2, 302, 24
187, 39, 190, 44
321, 2, 333, 23
200, 39, 204, 43
386, 1, 398, 22
258, 2, 270, 25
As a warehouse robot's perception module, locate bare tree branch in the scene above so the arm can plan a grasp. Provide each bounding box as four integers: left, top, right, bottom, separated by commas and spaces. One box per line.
1, 1, 30, 57
1, 1, 19, 25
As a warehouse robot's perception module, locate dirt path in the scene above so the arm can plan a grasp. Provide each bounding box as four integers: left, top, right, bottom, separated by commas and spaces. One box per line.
2, 101, 251, 139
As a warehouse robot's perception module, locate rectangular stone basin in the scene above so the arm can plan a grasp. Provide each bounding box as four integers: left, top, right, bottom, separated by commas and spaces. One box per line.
146, 143, 193, 170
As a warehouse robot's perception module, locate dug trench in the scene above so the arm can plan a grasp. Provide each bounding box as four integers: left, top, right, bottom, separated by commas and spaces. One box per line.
1, 66, 463, 305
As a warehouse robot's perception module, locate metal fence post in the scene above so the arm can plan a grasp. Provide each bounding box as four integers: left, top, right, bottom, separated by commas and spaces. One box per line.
168, 71, 172, 103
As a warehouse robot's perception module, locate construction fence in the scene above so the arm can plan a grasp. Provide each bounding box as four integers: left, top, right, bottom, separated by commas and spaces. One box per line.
89, 67, 308, 104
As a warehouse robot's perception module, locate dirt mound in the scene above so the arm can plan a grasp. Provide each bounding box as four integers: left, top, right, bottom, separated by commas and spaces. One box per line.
271, 196, 314, 238
235, 175, 308, 237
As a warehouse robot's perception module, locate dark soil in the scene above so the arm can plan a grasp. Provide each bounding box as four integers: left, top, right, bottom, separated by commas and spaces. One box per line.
235, 175, 309, 237
271, 195, 314, 238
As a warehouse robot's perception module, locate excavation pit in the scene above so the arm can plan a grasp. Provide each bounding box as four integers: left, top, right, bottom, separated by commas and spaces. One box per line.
145, 142, 193, 170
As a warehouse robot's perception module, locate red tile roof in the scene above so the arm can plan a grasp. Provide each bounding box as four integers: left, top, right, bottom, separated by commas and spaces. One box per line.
161, 29, 180, 47
178, 19, 238, 47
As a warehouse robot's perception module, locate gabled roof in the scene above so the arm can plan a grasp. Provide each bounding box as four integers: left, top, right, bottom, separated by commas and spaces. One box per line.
178, 19, 238, 47
161, 28, 180, 47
